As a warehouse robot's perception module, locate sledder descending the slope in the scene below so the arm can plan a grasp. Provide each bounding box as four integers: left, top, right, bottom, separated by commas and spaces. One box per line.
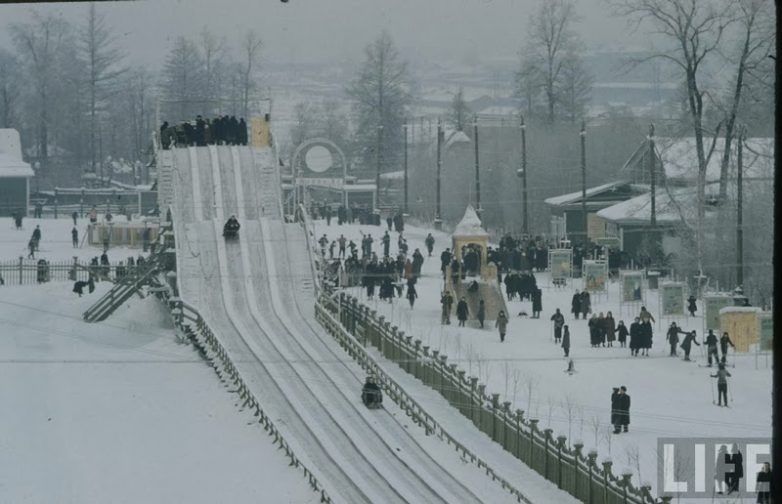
361, 375, 383, 409
223, 215, 240, 239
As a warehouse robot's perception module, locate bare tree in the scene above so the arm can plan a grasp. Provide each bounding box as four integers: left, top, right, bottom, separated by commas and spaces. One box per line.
161, 36, 204, 122
239, 30, 263, 119
346, 31, 411, 196
200, 27, 227, 115
612, 0, 732, 273
448, 87, 471, 131
10, 12, 74, 169
514, 51, 543, 118
715, 0, 774, 200
0, 50, 21, 128
524, 0, 584, 123
559, 50, 593, 123
79, 3, 126, 176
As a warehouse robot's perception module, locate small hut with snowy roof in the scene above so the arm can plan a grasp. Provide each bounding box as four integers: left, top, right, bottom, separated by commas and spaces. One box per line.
452, 205, 493, 281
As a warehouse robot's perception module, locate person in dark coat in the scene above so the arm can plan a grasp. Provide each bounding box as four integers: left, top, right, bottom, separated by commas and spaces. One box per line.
629, 317, 642, 356
31, 225, 41, 251
687, 295, 698, 316
495, 310, 509, 342
440, 248, 452, 277
617, 386, 630, 432
72, 280, 89, 296
588, 314, 600, 347
476, 299, 486, 328
440, 290, 453, 325
705, 329, 720, 367
640, 321, 653, 356
571, 290, 582, 319
720, 332, 736, 364
456, 297, 469, 327
72, 226, 79, 248
580, 290, 591, 319
711, 363, 731, 406
238, 117, 248, 145
666, 322, 686, 357
551, 308, 565, 343
71, 211, 78, 226
425, 233, 435, 257
531, 287, 542, 318
406, 283, 417, 308
755, 462, 772, 503
561, 325, 571, 357
611, 387, 621, 433
615, 320, 629, 347
605, 311, 617, 347
727, 443, 743, 494
680, 330, 700, 361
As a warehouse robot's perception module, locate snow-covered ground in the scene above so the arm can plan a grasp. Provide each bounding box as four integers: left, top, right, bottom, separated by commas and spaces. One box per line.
0, 222, 318, 503
312, 217, 772, 501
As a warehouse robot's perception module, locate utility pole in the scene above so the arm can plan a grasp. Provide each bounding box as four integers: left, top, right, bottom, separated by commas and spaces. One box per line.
435, 119, 443, 230
649, 123, 656, 227
375, 123, 382, 210
580, 121, 587, 244
473, 115, 481, 218
403, 123, 408, 215
736, 125, 745, 288
520, 114, 528, 235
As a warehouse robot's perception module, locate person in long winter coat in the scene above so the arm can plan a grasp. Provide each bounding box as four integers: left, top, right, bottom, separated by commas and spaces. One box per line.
477, 299, 486, 328
532, 287, 542, 318
727, 443, 744, 494
495, 310, 509, 342
551, 308, 565, 343
440, 249, 452, 277
562, 325, 571, 357
604, 312, 617, 347
617, 386, 631, 432
680, 330, 700, 361
615, 320, 629, 347
441, 291, 453, 325
629, 318, 642, 356
425, 233, 435, 257
571, 290, 581, 319
687, 295, 698, 317
406, 283, 417, 308
597, 312, 607, 346
456, 297, 469, 327
640, 321, 653, 356
580, 291, 591, 319
755, 462, 772, 503
588, 314, 600, 347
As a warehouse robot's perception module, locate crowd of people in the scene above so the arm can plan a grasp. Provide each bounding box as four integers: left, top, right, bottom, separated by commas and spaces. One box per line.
160, 115, 248, 149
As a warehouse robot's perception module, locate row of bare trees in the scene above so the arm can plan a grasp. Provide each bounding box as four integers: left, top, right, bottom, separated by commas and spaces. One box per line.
0, 7, 265, 187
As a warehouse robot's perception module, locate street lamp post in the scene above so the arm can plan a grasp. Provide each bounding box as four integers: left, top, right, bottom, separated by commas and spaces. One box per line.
473, 115, 481, 217
518, 114, 528, 235
403, 123, 408, 215
435, 119, 443, 230
649, 123, 656, 227
736, 125, 745, 287
580, 121, 587, 244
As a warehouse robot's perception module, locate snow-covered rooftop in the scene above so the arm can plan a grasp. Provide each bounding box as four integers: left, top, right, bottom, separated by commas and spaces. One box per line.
453, 205, 488, 237
656, 137, 773, 182
543, 181, 626, 207
595, 184, 726, 225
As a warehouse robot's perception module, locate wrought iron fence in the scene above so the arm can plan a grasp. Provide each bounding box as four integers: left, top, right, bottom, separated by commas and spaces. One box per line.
0, 258, 146, 286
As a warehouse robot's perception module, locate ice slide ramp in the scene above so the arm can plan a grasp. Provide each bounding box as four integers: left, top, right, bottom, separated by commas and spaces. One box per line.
168, 145, 518, 503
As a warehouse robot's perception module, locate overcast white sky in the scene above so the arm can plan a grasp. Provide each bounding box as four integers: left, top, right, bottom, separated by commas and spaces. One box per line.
0, 0, 633, 68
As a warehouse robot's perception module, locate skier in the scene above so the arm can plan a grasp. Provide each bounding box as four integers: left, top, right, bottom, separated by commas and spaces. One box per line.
710, 363, 731, 406
687, 295, 698, 317
571, 290, 581, 319
705, 329, 720, 367
440, 290, 453, 325
680, 330, 700, 361
720, 332, 736, 365
666, 322, 686, 357
476, 299, 486, 328
456, 297, 469, 327
561, 325, 571, 357
550, 308, 565, 344
425, 233, 435, 257
495, 310, 509, 342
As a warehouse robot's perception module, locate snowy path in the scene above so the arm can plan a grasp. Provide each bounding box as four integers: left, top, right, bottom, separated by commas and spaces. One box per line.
170, 146, 521, 503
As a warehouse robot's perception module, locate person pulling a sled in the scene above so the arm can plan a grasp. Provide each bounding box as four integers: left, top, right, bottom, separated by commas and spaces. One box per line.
361, 375, 382, 408
223, 215, 240, 239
